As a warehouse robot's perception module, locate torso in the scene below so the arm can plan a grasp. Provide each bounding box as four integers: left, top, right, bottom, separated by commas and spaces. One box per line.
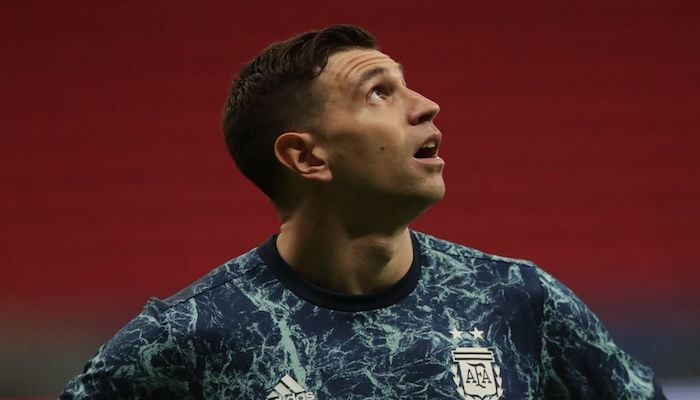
164, 232, 546, 399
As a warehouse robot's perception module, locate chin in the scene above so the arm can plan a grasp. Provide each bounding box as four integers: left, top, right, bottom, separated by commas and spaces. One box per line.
425, 188, 446, 206
407, 182, 446, 210
424, 179, 446, 203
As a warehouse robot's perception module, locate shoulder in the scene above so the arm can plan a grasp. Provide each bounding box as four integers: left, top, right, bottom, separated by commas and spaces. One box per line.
122, 245, 279, 351
60, 245, 275, 398
412, 230, 541, 282
100, 244, 267, 354
147, 246, 268, 313
412, 231, 546, 316
413, 231, 535, 266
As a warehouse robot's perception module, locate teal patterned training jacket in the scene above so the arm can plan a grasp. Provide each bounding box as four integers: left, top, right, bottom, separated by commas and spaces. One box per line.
60, 231, 665, 399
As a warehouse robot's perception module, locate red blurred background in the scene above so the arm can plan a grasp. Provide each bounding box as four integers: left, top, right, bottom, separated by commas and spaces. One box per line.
1, 1, 699, 396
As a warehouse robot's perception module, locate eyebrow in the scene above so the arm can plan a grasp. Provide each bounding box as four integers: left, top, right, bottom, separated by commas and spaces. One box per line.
354, 63, 404, 92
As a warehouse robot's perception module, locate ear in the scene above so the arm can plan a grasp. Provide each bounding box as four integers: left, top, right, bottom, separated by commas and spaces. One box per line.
274, 132, 332, 182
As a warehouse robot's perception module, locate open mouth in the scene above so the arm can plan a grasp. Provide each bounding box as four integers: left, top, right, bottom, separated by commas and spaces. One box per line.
414, 142, 439, 158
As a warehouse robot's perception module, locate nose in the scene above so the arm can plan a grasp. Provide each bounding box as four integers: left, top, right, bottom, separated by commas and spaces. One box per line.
408, 89, 440, 125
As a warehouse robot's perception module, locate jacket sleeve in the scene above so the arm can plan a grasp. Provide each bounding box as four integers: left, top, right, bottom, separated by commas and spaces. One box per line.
535, 268, 666, 400
59, 299, 191, 400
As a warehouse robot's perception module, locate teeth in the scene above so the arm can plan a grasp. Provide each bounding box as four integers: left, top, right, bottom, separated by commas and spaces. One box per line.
423, 143, 436, 149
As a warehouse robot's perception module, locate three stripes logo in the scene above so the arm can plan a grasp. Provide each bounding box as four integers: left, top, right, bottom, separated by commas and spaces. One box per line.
267, 374, 316, 400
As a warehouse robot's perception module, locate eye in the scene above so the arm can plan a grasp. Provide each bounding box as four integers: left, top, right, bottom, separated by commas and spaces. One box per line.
367, 87, 389, 103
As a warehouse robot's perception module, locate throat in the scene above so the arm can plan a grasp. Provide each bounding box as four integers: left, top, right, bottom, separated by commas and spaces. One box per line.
276, 226, 414, 295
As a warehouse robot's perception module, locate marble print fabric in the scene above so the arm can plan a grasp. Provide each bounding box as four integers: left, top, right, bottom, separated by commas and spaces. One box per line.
60, 231, 664, 399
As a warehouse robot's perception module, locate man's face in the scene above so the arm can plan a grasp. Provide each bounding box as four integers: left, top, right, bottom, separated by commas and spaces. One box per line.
314, 48, 445, 210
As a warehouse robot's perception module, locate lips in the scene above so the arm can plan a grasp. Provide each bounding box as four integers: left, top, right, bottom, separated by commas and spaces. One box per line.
413, 132, 442, 159
414, 142, 438, 158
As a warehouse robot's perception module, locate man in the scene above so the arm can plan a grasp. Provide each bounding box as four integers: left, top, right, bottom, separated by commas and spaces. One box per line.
61, 25, 665, 399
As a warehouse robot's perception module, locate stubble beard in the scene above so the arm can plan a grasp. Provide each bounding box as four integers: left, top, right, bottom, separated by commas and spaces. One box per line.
334, 175, 445, 236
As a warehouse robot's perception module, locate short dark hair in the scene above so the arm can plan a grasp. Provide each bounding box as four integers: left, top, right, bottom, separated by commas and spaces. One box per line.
222, 25, 376, 205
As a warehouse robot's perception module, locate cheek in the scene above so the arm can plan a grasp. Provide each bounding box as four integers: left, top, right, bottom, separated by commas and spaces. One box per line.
328, 141, 392, 182
332, 133, 384, 159
325, 118, 406, 167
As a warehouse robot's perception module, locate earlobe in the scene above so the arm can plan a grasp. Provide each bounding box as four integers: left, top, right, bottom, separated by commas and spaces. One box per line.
274, 132, 332, 182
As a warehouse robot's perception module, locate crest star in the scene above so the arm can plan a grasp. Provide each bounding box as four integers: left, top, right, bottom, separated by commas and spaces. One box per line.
469, 327, 484, 340
449, 328, 463, 339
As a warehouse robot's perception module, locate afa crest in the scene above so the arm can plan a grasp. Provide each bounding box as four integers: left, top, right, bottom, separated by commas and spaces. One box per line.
451, 347, 503, 400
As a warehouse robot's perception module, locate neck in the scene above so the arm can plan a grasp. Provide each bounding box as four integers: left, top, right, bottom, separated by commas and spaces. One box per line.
276, 199, 415, 295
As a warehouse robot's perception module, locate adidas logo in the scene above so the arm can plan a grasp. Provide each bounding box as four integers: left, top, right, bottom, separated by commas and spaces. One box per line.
267, 374, 315, 400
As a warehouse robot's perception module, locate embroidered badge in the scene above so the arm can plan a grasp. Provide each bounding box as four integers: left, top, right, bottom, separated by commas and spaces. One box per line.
449, 327, 503, 400
267, 374, 315, 400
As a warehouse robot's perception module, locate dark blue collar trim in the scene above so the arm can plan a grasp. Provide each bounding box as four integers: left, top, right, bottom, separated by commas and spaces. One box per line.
257, 232, 421, 312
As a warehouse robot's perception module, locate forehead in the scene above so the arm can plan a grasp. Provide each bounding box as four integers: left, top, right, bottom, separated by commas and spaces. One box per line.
319, 49, 401, 90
